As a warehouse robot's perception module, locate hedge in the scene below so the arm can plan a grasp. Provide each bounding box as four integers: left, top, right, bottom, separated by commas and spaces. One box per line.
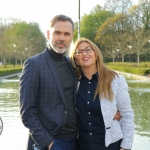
0, 66, 22, 77
105, 62, 150, 76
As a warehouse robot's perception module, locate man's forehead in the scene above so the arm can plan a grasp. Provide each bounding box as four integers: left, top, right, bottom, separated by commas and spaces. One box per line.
50, 21, 73, 32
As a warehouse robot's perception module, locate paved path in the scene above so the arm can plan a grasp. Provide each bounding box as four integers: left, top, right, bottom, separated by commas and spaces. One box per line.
115, 70, 150, 81
0, 73, 21, 80
0, 71, 150, 81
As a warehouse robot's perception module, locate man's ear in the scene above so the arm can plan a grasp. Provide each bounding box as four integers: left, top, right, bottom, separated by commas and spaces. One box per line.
47, 30, 50, 40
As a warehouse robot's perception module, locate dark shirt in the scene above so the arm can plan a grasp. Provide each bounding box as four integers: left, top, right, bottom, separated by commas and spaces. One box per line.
48, 48, 78, 138
76, 73, 121, 150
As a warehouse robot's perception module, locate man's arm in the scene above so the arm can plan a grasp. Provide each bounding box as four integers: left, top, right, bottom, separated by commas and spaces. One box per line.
20, 58, 53, 149
114, 111, 121, 121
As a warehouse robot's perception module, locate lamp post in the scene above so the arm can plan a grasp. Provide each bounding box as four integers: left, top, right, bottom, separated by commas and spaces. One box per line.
13, 44, 16, 67
25, 48, 28, 59
112, 51, 115, 62
21, 52, 24, 65
128, 45, 132, 62
78, 0, 80, 39
116, 49, 120, 62
147, 40, 150, 62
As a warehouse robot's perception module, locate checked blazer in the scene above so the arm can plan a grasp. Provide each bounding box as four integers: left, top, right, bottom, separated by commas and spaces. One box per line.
19, 49, 77, 150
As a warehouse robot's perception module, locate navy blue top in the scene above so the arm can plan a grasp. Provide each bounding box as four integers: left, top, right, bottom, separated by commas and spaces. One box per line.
76, 73, 121, 150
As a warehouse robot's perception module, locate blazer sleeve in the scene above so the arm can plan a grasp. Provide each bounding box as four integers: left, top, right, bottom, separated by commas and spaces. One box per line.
116, 75, 134, 149
19, 58, 53, 149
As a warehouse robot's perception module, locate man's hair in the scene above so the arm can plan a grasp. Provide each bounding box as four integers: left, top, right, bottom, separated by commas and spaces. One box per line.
50, 14, 74, 31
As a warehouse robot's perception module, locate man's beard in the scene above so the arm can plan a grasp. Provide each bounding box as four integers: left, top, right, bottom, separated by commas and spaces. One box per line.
50, 40, 69, 54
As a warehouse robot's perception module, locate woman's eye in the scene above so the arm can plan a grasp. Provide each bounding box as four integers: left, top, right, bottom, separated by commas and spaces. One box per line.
86, 48, 91, 51
78, 51, 82, 54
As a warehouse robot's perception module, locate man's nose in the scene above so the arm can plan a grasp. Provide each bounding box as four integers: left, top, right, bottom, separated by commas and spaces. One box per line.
59, 34, 65, 40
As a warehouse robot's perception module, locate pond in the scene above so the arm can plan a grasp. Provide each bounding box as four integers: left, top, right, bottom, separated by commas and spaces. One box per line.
0, 77, 150, 150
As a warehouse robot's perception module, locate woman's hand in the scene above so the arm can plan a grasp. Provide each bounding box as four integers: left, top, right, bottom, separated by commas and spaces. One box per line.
120, 148, 124, 150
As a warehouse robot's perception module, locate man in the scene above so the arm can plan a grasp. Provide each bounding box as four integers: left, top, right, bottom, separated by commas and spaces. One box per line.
20, 14, 78, 150
20, 14, 120, 150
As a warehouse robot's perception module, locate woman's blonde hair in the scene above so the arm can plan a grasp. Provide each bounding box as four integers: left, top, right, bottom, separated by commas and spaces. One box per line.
70, 38, 118, 101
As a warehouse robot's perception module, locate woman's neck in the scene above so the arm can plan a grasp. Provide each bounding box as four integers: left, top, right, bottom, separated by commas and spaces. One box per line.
82, 66, 97, 80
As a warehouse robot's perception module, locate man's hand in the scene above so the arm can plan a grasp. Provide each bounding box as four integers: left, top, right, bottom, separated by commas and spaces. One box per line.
48, 141, 54, 150
114, 111, 121, 121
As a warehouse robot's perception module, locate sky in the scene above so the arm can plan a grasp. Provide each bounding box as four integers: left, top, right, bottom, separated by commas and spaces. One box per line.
0, 0, 138, 36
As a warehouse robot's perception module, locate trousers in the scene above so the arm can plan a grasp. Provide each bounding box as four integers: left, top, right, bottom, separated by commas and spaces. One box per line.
50, 137, 76, 150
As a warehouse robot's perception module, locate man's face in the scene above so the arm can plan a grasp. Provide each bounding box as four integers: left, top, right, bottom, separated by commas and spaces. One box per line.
47, 21, 74, 54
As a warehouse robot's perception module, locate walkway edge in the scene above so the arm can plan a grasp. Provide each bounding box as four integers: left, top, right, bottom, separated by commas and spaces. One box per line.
115, 70, 150, 81
0, 71, 150, 81
0, 73, 21, 80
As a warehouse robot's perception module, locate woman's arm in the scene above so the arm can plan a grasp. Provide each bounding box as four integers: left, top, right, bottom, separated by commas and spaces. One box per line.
116, 75, 134, 149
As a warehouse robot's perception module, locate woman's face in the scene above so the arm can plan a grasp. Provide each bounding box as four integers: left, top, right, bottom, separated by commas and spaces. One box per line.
74, 42, 97, 69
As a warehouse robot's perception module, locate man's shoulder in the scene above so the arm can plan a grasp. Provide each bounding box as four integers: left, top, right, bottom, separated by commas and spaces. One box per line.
28, 49, 47, 60
65, 56, 71, 62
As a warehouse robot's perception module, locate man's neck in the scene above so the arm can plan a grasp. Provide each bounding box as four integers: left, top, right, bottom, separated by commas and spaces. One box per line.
48, 48, 65, 62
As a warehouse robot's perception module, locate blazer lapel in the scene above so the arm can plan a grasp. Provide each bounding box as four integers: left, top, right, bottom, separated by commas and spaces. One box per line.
65, 56, 77, 104
43, 49, 67, 107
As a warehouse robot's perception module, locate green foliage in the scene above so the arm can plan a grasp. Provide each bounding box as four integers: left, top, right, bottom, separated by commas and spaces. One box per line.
6, 21, 46, 55
80, 5, 114, 45
0, 19, 46, 67
0, 66, 22, 77
77, 1, 150, 63
105, 62, 150, 75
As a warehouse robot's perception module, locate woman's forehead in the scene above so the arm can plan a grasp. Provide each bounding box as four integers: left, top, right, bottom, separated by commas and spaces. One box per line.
77, 42, 91, 49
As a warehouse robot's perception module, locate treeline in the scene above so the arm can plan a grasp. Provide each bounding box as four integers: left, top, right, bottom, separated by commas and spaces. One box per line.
0, 18, 46, 67
74, 0, 150, 63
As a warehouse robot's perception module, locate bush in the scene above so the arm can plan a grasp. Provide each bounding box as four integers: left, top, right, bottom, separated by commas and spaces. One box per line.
105, 62, 150, 76
0, 66, 22, 77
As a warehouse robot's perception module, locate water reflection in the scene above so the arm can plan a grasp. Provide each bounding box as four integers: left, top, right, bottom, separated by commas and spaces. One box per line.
0, 77, 150, 150
127, 79, 150, 135
126, 78, 150, 150
0, 78, 28, 150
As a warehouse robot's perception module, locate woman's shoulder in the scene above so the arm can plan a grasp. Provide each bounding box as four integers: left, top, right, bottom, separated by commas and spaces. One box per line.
112, 74, 128, 90
114, 74, 126, 82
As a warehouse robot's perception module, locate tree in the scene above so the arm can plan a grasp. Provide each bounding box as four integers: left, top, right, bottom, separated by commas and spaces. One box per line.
5, 21, 46, 64
80, 5, 114, 45
0, 18, 16, 67
128, 0, 150, 62
104, 0, 133, 14
95, 13, 132, 62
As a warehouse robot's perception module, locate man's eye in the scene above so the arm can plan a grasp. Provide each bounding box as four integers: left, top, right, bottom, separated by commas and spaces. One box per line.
55, 31, 60, 35
65, 33, 70, 36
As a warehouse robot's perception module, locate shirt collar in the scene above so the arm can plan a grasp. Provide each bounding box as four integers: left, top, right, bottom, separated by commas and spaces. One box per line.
81, 72, 98, 81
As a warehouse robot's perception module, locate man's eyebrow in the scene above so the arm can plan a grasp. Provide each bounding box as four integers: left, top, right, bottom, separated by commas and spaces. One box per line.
65, 32, 71, 34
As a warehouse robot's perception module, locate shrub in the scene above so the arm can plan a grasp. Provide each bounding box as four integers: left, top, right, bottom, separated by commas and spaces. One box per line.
105, 62, 150, 76
0, 66, 22, 77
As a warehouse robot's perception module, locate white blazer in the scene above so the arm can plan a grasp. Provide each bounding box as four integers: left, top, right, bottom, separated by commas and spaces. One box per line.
78, 75, 134, 149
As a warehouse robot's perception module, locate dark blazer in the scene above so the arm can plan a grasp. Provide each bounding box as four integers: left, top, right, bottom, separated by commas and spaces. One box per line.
20, 49, 77, 150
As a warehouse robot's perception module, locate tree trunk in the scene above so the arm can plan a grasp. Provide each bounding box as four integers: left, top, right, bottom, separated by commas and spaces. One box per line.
137, 54, 140, 63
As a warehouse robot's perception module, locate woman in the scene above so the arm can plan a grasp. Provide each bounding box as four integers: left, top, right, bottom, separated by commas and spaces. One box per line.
70, 38, 134, 150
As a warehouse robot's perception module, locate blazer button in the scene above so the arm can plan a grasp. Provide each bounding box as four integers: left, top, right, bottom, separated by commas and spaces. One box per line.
64, 110, 67, 114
